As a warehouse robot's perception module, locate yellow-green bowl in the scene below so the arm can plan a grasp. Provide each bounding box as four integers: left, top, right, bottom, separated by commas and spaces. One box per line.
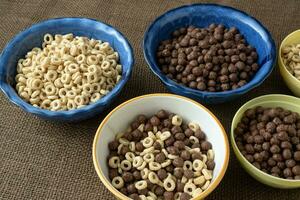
231, 94, 300, 189
278, 30, 300, 97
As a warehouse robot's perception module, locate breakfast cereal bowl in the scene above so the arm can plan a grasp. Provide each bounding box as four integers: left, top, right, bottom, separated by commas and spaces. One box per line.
231, 94, 300, 188
278, 29, 300, 97
93, 93, 229, 200
143, 3, 276, 104
0, 17, 134, 121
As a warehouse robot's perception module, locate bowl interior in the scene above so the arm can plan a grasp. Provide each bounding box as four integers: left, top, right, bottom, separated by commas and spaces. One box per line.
93, 94, 229, 199
231, 94, 300, 188
144, 4, 276, 97
0, 18, 133, 120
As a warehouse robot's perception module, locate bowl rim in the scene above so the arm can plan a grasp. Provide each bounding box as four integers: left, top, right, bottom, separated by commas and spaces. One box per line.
0, 17, 134, 119
143, 3, 276, 100
278, 29, 300, 84
92, 93, 230, 200
231, 94, 300, 184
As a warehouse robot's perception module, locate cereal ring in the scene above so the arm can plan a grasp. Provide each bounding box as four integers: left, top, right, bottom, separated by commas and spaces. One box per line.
161, 159, 171, 168
167, 154, 178, 160
155, 131, 162, 139
207, 149, 214, 160
129, 142, 135, 152
108, 156, 120, 168
137, 161, 147, 170
139, 195, 147, 200
147, 131, 156, 140
162, 149, 168, 157
193, 159, 204, 171
194, 171, 201, 177
181, 176, 188, 184
44, 84, 56, 95
137, 123, 145, 132
143, 153, 155, 163
188, 122, 200, 132
143, 137, 154, 148
202, 155, 208, 164
189, 136, 199, 144
112, 176, 124, 189
172, 115, 182, 126
67, 99, 76, 110
75, 54, 86, 64
41, 99, 51, 109
133, 156, 143, 168
66, 90, 76, 99
31, 90, 40, 98
148, 172, 159, 184
202, 168, 212, 180
148, 191, 157, 199
120, 160, 131, 171
149, 162, 161, 171
44, 33, 53, 44
125, 152, 135, 162
117, 144, 124, 154
141, 168, 149, 180
135, 180, 147, 190
163, 176, 176, 192
192, 188, 203, 197
153, 126, 158, 133
87, 55, 99, 65
193, 175, 206, 186
50, 99, 62, 111
184, 182, 196, 195
201, 180, 210, 190
140, 147, 154, 156
189, 148, 200, 154
119, 138, 130, 145
183, 161, 193, 170
160, 131, 171, 141
90, 93, 101, 103
101, 60, 110, 70
29, 97, 40, 105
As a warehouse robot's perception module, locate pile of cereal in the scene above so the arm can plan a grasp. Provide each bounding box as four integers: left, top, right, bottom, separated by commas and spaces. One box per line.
156, 24, 259, 92
15, 33, 122, 111
107, 110, 215, 200
234, 106, 300, 179
281, 43, 300, 81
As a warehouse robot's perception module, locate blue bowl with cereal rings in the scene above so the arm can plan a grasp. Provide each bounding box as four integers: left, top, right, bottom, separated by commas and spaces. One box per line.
143, 3, 276, 104
0, 17, 134, 121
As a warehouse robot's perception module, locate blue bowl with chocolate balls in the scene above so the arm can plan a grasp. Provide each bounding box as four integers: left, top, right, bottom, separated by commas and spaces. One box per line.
143, 3, 276, 104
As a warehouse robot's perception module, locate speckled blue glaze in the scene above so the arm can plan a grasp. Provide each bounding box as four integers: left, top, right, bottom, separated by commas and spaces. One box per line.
143, 4, 276, 104
0, 18, 134, 121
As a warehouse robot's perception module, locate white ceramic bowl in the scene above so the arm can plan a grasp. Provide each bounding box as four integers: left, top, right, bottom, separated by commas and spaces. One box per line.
93, 93, 229, 199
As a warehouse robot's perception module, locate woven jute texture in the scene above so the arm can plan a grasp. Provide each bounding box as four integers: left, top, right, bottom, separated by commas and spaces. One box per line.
1, 0, 300, 199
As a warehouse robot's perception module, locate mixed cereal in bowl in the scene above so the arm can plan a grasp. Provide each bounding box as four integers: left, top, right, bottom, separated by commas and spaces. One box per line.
107, 110, 215, 200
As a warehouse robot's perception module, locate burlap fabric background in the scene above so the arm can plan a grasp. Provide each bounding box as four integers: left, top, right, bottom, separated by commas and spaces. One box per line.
1, 0, 300, 199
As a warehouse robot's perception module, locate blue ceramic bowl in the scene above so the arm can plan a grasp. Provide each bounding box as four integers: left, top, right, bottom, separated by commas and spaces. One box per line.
143, 4, 276, 104
0, 18, 134, 121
